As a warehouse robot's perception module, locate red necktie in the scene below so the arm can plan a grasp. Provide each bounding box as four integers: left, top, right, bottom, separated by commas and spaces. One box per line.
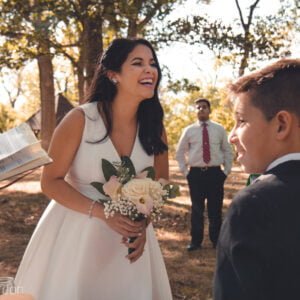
202, 123, 210, 164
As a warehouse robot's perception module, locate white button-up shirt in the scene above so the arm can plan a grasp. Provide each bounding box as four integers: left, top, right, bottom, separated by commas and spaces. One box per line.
175, 120, 233, 176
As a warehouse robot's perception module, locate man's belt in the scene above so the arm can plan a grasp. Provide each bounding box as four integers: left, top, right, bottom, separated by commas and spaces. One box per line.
190, 166, 220, 172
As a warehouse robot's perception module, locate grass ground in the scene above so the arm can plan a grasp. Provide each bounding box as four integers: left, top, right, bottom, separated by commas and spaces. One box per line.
0, 160, 247, 300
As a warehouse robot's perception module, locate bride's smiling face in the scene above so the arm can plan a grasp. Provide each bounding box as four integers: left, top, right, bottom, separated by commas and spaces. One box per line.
113, 44, 159, 103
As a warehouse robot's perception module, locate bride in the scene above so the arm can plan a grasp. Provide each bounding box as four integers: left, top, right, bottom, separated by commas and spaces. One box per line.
15, 38, 172, 300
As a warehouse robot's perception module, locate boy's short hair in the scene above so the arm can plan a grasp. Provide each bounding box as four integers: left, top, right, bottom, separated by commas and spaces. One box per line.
195, 98, 211, 109
229, 58, 300, 120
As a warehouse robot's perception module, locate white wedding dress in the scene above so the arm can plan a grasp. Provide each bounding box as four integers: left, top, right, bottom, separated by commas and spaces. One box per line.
15, 102, 172, 300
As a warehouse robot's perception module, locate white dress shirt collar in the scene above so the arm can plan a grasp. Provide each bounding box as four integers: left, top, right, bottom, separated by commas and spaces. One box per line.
198, 120, 211, 126
266, 153, 300, 171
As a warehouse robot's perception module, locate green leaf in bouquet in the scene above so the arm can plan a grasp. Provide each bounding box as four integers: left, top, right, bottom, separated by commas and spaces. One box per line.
102, 159, 118, 181
98, 198, 110, 204
165, 184, 180, 199
91, 181, 105, 195
170, 184, 180, 198
141, 166, 155, 180
121, 156, 136, 177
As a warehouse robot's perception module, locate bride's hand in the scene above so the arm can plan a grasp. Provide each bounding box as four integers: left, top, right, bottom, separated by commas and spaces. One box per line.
104, 213, 143, 238
123, 227, 147, 263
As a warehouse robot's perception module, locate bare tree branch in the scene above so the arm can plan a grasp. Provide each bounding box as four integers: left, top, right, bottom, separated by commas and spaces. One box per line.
235, 0, 246, 28
248, 0, 260, 30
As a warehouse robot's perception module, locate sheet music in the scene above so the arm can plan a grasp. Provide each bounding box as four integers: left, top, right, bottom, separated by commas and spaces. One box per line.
0, 123, 38, 160
0, 142, 46, 174
0, 123, 52, 181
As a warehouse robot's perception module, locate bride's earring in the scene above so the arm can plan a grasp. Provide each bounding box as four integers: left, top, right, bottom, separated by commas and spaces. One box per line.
111, 78, 118, 84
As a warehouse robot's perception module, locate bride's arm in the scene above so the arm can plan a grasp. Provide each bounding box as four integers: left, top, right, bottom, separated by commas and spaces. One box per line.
41, 108, 141, 238
41, 108, 101, 216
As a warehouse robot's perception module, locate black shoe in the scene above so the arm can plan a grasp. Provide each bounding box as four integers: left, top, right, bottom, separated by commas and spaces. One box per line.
187, 244, 201, 252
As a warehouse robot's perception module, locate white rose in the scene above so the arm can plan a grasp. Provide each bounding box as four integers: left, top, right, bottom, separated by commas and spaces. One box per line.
148, 180, 167, 202
122, 178, 154, 215
122, 178, 151, 198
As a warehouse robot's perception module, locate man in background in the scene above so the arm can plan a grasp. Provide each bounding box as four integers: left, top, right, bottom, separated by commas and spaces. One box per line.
176, 98, 233, 251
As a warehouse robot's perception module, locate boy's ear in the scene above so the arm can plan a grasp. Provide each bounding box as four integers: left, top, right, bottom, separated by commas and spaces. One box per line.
275, 111, 292, 139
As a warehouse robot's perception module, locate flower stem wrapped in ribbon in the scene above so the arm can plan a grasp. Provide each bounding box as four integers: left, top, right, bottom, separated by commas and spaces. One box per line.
91, 156, 180, 255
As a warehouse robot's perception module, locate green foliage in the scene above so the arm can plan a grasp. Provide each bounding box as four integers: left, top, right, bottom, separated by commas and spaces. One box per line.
120, 156, 136, 180
8, 63, 41, 117
101, 159, 118, 182
0, 103, 17, 133
90, 181, 105, 196
99, 156, 138, 185
0, 0, 183, 103
152, 0, 298, 76
167, 77, 201, 93
106, 0, 181, 38
0, 0, 61, 68
211, 96, 234, 133
164, 182, 180, 198
141, 166, 156, 180
162, 91, 197, 154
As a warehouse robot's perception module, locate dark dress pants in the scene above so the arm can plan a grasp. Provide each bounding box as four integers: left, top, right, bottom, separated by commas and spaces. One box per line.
187, 167, 226, 246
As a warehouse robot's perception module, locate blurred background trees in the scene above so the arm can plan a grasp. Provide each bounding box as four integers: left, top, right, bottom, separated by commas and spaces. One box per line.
0, 0, 299, 152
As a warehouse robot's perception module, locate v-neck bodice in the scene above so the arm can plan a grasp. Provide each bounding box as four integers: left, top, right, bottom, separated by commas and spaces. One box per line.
66, 102, 154, 194
100, 117, 139, 161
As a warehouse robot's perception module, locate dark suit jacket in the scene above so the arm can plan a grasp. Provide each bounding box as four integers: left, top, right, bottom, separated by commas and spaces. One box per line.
213, 160, 300, 300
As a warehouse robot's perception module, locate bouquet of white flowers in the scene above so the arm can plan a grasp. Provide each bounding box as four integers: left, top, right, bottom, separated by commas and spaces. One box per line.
91, 156, 179, 254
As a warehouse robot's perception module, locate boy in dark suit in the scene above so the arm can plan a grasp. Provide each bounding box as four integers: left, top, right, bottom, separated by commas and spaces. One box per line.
213, 58, 300, 300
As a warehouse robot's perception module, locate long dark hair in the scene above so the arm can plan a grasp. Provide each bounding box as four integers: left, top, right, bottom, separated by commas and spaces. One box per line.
84, 38, 168, 155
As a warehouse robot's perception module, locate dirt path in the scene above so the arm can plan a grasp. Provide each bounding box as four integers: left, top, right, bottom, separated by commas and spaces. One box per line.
0, 160, 247, 300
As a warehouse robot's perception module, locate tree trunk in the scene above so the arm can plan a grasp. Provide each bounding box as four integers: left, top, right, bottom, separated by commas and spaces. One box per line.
78, 18, 103, 103
32, 0, 56, 150
37, 53, 56, 150
239, 49, 250, 76
77, 65, 85, 103
235, 0, 260, 76
127, 19, 138, 38
239, 34, 251, 76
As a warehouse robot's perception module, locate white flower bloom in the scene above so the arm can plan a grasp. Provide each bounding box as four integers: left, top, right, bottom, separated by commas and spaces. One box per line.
122, 178, 151, 198
134, 194, 154, 215
148, 180, 168, 202
91, 156, 179, 221
122, 178, 158, 215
